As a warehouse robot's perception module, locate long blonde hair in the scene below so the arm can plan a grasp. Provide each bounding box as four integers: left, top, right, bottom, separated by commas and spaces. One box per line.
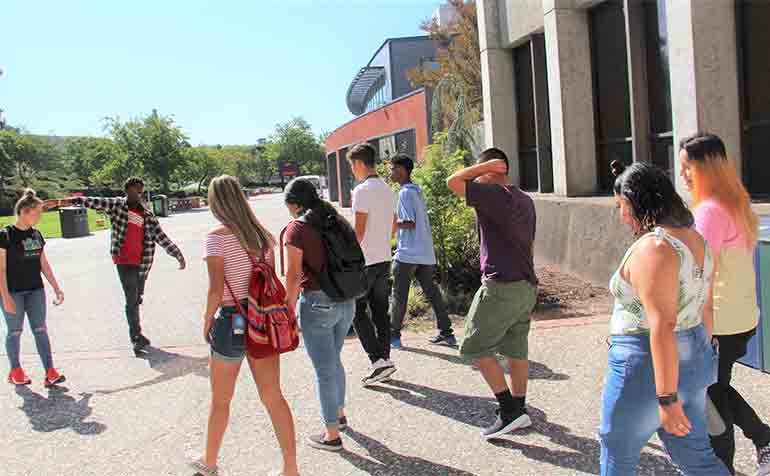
681, 132, 758, 246
208, 176, 276, 255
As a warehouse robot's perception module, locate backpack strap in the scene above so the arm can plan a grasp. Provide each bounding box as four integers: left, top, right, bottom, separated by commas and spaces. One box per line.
223, 278, 247, 316
279, 216, 307, 277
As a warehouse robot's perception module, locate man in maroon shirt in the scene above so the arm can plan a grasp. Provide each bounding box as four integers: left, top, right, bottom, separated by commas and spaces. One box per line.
447, 148, 537, 440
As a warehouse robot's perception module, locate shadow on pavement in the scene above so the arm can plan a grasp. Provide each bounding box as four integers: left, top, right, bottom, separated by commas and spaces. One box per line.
399, 346, 570, 381
369, 380, 681, 475
15, 386, 107, 435
490, 406, 681, 475
366, 379, 495, 428
341, 428, 478, 476
95, 346, 209, 395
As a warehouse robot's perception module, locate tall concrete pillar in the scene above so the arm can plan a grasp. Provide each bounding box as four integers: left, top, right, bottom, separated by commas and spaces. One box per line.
478, 0, 520, 185
624, 0, 651, 164
544, 3, 598, 196
666, 0, 742, 193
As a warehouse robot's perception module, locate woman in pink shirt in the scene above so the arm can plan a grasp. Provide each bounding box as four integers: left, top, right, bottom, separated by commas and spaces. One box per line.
191, 176, 299, 476
679, 132, 770, 476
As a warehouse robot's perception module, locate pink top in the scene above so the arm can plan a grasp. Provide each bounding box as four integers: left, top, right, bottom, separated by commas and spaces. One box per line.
694, 199, 759, 335
694, 199, 750, 255
204, 233, 273, 306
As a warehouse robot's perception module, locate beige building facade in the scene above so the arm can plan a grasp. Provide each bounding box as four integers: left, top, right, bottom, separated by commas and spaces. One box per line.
478, 0, 769, 198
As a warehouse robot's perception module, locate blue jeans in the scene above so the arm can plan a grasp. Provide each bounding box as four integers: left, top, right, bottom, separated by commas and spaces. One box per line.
298, 290, 355, 427
3, 289, 53, 370
600, 324, 729, 476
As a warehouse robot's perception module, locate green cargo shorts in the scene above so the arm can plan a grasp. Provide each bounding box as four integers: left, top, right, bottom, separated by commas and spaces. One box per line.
459, 279, 537, 361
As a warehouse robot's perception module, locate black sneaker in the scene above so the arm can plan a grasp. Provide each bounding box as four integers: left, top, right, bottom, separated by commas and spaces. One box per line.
132, 334, 151, 352
428, 334, 457, 346
361, 359, 397, 387
339, 416, 348, 431
307, 434, 343, 452
482, 408, 532, 439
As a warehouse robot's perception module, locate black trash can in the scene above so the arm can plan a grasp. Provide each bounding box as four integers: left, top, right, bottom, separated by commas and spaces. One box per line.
152, 195, 169, 217
59, 206, 90, 239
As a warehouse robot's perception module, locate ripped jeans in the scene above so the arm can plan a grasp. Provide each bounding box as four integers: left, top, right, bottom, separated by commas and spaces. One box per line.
297, 290, 356, 427
3, 289, 53, 370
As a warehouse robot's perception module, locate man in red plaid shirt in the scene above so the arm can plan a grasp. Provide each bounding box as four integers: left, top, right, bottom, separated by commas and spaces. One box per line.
47, 177, 186, 353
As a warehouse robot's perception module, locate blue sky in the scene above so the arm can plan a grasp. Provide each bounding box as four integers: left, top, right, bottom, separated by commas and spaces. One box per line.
1, 0, 437, 145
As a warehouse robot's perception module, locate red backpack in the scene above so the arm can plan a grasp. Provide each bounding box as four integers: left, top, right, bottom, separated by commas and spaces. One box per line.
225, 255, 299, 358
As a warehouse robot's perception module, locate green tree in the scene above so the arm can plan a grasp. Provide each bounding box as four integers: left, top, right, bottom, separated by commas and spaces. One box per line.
105, 111, 190, 193
254, 142, 278, 184
0, 130, 57, 186
90, 152, 142, 188
64, 137, 124, 188
408, 0, 481, 154
412, 133, 480, 290
272, 117, 326, 176
173, 147, 225, 194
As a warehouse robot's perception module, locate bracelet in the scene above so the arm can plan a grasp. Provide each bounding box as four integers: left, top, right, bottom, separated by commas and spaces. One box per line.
657, 393, 678, 406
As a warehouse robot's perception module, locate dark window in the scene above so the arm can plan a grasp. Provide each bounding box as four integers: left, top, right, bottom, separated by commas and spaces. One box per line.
327, 153, 339, 202
514, 43, 539, 191
738, 0, 770, 196
590, 0, 633, 192
395, 130, 416, 158
379, 135, 397, 160
513, 35, 552, 192
338, 147, 353, 207
644, 0, 674, 175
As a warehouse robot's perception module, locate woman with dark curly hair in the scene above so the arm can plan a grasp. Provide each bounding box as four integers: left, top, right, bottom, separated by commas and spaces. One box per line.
599, 162, 728, 475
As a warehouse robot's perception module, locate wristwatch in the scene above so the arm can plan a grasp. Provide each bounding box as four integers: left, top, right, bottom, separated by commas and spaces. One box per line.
657, 393, 678, 406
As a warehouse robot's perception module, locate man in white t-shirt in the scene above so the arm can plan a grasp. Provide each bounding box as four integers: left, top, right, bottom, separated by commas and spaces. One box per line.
348, 143, 398, 386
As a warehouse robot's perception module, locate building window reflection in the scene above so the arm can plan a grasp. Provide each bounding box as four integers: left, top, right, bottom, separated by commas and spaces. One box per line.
644, 0, 674, 177
590, 0, 633, 192
738, 0, 770, 196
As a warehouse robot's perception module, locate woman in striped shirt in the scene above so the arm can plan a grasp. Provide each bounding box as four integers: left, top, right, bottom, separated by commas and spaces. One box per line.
191, 175, 299, 476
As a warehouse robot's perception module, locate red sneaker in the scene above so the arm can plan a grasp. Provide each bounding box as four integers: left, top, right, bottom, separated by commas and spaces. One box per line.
44, 368, 66, 388
7, 368, 31, 386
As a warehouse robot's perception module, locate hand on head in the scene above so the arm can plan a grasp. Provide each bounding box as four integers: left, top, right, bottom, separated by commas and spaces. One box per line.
484, 159, 509, 176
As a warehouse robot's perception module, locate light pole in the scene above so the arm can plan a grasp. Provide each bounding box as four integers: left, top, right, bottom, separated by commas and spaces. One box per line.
0, 67, 5, 130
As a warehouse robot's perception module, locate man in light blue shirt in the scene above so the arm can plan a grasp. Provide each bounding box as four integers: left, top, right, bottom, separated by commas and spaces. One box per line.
389, 154, 454, 348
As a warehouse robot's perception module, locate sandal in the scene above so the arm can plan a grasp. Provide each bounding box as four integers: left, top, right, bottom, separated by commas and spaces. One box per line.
190, 457, 219, 476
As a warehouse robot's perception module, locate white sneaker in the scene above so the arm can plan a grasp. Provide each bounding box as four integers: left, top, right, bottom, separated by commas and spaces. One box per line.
758, 442, 770, 476
362, 359, 396, 387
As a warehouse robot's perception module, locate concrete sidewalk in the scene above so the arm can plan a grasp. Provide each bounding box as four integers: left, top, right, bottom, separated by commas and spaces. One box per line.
2, 193, 768, 476
5, 318, 769, 476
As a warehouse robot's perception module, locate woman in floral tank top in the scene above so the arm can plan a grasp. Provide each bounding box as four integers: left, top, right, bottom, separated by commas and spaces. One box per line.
599, 162, 729, 476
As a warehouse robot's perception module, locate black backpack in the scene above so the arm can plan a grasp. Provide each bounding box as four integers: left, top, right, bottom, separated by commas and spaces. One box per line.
281, 212, 366, 302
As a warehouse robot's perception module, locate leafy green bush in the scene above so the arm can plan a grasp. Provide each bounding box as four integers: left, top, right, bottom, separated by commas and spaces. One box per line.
406, 285, 430, 318
413, 133, 481, 298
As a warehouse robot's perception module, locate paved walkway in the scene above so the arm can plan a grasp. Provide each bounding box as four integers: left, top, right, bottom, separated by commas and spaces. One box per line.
2, 194, 768, 476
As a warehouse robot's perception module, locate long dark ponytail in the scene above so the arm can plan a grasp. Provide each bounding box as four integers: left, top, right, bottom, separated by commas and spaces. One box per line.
284, 179, 356, 239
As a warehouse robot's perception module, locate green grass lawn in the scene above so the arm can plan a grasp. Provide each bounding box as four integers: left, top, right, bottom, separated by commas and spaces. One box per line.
0, 209, 109, 239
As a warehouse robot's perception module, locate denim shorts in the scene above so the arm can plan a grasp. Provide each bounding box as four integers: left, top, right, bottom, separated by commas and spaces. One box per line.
209, 303, 247, 363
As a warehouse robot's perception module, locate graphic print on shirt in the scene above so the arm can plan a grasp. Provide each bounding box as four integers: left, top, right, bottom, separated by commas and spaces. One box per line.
21, 235, 44, 260
128, 209, 145, 228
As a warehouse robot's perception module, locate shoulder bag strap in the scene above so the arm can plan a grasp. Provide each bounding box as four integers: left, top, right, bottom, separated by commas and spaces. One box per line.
223, 277, 247, 316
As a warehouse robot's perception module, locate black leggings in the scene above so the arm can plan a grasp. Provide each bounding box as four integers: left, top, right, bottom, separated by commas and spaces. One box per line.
708, 328, 770, 474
